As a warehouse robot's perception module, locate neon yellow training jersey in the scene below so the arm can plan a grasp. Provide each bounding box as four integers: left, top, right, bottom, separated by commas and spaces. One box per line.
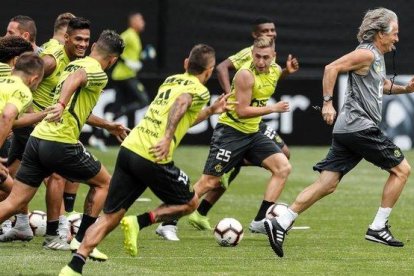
122, 72, 210, 163
218, 61, 282, 134
32, 56, 108, 144
41, 38, 61, 52
111, 28, 142, 80
0, 62, 12, 77
33, 44, 70, 112
0, 75, 32, 117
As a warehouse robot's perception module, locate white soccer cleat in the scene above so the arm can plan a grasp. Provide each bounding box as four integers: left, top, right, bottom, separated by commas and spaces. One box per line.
0, 226, 33, 242
248, 219, 267, 234
43, 234, 71, 250
155, 224, 180, 241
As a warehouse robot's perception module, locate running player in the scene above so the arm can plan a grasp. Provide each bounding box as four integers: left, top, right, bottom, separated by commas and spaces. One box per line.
59, 43, 233, 276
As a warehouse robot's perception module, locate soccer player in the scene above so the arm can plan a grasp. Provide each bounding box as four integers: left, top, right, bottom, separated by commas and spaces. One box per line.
110, 12, 149, 120
182, 17, 298, 235
0, 52, 44, 189
187, 36, 291, 238
265, 7, 414, 258
0, 17, 91, 245
42, 12, 76, 50
0, 30, 126, 262
0, 36, 32, 78
5, 15, 42, 54
59, 43, 232, 276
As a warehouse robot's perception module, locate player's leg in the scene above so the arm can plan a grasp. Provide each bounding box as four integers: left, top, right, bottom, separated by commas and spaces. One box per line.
64, 180, 80, 214
265, 133, 360, 257
358, 128, 408, 247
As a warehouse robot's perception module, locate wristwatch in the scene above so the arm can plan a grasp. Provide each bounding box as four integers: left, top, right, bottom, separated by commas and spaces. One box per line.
323, 95, 333, 102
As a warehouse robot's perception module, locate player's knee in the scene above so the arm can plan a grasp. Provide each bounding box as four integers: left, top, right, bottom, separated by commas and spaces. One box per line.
273, 161, 291, 179
184, 195, 199, 215
394, 160, 411, 181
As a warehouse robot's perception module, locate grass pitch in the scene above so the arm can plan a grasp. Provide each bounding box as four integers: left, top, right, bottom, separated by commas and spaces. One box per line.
1, 146, 413, 275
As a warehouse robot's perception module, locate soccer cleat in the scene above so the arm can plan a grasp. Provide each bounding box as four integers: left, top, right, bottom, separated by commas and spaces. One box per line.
120, 216, 140, 256
59, 216, 70, 242
264, 218, 286, 258
70, 238, 108, 262
59, 265, 82, 276
43, 234, 71, 250
155, 224, 180, 241
365, 222, 404, 247
0, 220, 12, 235
249, 219, 267, 234
220, 166, 241, 189
0, 226, 33, 242
188, 210, 212, 230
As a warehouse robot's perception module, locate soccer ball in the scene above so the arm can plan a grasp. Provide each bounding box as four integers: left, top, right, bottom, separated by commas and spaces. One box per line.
266, 202, 289, 219
67, 213, 82, 235
214, 218, 244, 247
29, 210, 47, 236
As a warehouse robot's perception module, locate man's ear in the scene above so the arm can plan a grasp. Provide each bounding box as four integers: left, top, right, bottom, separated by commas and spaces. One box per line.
184, 58, 189, 71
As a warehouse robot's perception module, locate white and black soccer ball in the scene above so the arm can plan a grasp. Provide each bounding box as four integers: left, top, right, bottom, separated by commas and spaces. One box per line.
214, 218, 244, 247
29, 210, 47, 237
67, 213, 82, 236
266, 202, 289, 219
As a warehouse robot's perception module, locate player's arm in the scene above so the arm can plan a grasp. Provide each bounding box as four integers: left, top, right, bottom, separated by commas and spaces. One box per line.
216, 59, 235, 94
322, 48, 374, 125
0, 103, 19, 147
384, 77, 414, 94
192, 93, 234, 126
13, 109, 47, 128
234, 70, 289, 119
86, 114, 129, 142
42, 54, 57, 78
149, 93, 192, 162
44, 69, 88, 122
280, 54, 299, 79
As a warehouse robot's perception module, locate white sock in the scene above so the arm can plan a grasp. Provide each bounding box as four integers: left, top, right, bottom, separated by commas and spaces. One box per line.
276, 208, 298, 230
59, 215, 68, 225
370, 207, 392, 230
15, 213, 30, 228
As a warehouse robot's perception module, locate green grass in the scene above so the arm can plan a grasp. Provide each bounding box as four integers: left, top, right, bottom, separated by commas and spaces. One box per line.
1, 146, 414, 275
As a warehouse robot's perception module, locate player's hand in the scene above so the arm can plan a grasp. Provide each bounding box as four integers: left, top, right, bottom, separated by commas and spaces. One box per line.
272, 101, 290, 113
210, 93, 238, 114
285, 54, 299, 74
322, 102, 337, 125
149, 137, 171, 163
44, 103, 65, 122
106, 122, 130, 143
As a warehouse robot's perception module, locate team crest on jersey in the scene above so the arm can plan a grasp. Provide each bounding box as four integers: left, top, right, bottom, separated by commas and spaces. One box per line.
214, 163, 223, 173
373, 59, 384, 73
394, 149, 401, 158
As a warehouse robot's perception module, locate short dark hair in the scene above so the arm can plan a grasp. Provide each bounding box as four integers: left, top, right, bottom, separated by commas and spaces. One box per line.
10, 15, 37, 43
0, 36, 33, 63
252, 17, 274, 32
66, 17, 90, 35
54, 12, 76, 33
14, 52, 44, 76
95, 30, 125, 56
187, 44, 215, 75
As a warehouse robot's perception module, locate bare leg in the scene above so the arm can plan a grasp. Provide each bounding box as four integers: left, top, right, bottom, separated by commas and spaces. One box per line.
84, 165, 111, 217
261, 153, 292, 202
290, 170, 341, 214
0, 180, 38, 223
152, 194, 199, 222
77, 209, 126, 257
381, 158, 410, 208
45, 173, 66, 222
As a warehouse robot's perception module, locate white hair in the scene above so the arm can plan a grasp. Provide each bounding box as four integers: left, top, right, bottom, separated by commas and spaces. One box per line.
357, 7, 398, 43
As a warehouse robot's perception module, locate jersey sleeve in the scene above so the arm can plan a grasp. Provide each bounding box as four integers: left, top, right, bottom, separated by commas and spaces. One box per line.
228, 46, 253, 70
84, 67, 108, 91
188, 84, 210, 109
9, 88, 32, 114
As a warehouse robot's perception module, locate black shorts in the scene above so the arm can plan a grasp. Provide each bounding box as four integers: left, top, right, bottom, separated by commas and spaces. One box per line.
7, 126, 34, 166
203, 123, 282, 177
314, 127, 404, 175
258, 121, 286, 149
16, 137, 101, 187
103, 147, 194, 213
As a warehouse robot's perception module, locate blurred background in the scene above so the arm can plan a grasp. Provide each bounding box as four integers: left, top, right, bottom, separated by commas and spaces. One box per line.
2, 0, 414, 148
